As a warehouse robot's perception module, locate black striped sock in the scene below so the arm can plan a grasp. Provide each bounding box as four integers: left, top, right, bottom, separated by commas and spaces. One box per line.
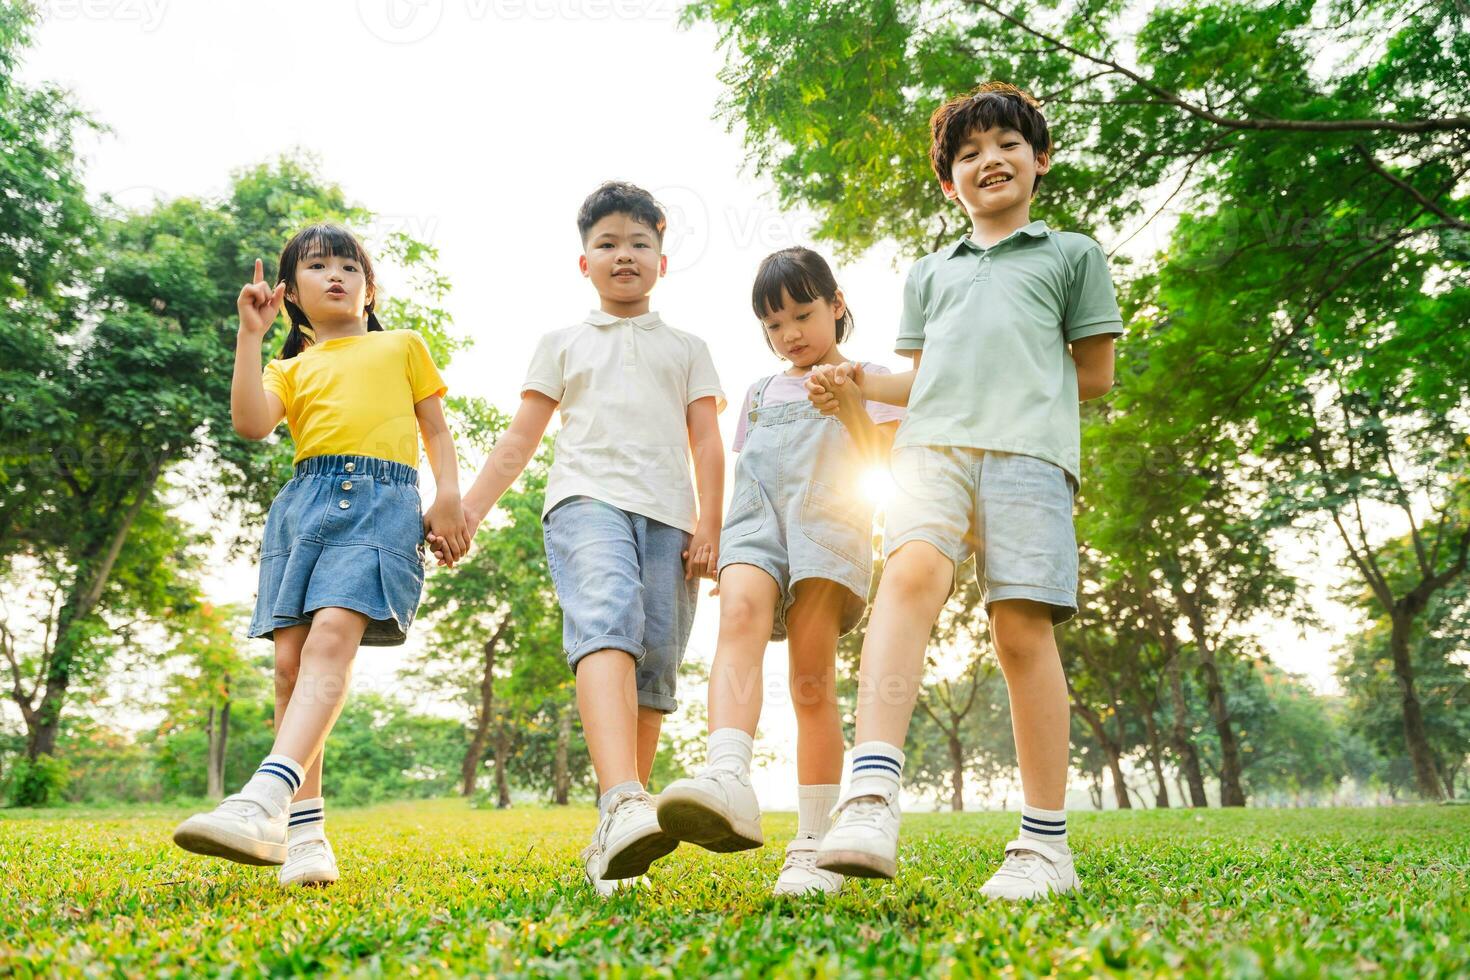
288, 797, 326, 839
1019, 804, 1067, 845
847, 741, 905, 797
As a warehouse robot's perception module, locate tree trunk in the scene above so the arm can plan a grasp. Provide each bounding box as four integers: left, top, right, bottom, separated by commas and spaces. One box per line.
493, 726, 512, 809
948, 734, 965, 812
1166, 654, 1210, 808
1388, 611, 1447, 801
1074, 703, 1131, 809
1176, 589, 1246, 806
206, 689, 230, 800
1141, 710, 1171, 808
460, 634, 499, 797
22, 458, 164, 771
553, 705, 571, 805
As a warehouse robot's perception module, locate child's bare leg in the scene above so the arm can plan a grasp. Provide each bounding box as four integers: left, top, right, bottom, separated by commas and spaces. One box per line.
784, 579, 845, 786
272, 626, 322, 799
271, 608, 368, 767
576, 649, 641, 793
853, 542, 953, 744
989, 599, 1068, 809
707, 564, 780, 734
636, 707, 662, 785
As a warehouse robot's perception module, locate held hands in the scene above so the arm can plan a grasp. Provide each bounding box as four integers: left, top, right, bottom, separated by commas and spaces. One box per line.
237, 258, 286, 339
423, 496, 472, 568
806, 361, 866, 417
683, 522, 719, 582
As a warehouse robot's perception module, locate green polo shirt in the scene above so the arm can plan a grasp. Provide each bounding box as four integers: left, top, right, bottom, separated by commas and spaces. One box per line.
892, 220, 1123, 483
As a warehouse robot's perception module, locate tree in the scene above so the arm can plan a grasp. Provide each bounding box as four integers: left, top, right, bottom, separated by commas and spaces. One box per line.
415, 399, 571, 805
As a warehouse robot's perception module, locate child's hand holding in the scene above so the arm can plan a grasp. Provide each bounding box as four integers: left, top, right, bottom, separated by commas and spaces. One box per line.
423, 494, 471, 568
237, 258, 285, 340
806, 361, 865, 416
426, 503, 483, 568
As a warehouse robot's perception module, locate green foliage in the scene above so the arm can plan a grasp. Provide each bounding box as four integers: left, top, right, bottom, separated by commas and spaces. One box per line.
1, 801, 1467, 974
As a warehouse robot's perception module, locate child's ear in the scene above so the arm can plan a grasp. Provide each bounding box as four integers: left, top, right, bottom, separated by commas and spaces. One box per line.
658, 254, 668, 278
1034, 151, 1051, 177
578, 254, 590, 278
831, 289, 846, 324
940, 179, 960, 202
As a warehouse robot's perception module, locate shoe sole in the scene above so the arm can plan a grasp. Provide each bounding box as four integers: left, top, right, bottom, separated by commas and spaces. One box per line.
173, 821, 286, 866
656, 788, 763, 852
281, 874, 338, 888
814, 848, 896, 879
602, 825, 679, 880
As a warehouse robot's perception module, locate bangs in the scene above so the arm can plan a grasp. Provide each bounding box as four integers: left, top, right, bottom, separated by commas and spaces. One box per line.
292, 224, 368, 264
929, 84, 1052, 185
752, 251, 828, 320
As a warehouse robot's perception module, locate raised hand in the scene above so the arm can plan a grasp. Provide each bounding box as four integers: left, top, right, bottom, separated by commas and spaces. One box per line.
237, 258, 286, 339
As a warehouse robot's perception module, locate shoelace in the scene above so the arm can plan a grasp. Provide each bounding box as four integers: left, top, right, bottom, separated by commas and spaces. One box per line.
993, 848, 1050, 881
837, 796, 891, 830
781, 841, 819, 873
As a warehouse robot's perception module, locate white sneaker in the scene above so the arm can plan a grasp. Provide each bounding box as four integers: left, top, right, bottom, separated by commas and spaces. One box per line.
773, 836, 843, 896
172, 794, 287, 866
595, 790, 679, 880
657, 767, 764, 852
279, 837, 339, 887
979, 838, 1078, 900
814, 789, 901, 879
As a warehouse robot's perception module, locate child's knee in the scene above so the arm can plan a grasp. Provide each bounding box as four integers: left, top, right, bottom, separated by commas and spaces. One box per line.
718, 590, 772, 638
790, 670, 837, 716
991, 601, 1058, 664
882, 543, 953, 603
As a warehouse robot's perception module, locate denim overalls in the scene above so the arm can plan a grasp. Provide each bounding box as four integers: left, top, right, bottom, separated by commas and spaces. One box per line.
717, 374, 875, 639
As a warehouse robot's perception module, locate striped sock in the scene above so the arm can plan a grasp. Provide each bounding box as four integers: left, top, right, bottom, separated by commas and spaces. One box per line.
1019, 803, 1067, 846
288, 797, 327, 843
239, 754, 304, 814
846, 741, 905, 801
796, 783, 840, 840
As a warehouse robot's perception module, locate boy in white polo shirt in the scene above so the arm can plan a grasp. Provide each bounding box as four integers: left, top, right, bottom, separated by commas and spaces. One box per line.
444, 181, 725, 894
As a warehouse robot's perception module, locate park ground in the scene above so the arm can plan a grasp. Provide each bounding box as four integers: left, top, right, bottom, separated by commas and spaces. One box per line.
1, 800, 1466, 977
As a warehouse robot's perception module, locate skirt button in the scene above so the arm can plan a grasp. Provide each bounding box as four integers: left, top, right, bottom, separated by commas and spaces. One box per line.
341, 481, 352, 490
345, 462, 356, 472
339, 500, 350, 510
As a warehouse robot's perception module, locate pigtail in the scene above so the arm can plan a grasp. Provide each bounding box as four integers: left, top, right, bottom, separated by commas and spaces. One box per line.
366, 304, 384, 333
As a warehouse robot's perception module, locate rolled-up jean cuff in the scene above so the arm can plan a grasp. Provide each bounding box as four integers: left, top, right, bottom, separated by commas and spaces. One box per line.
986, 585, 1078, 624
567, 635, 645, 671
638, 689, 678, 713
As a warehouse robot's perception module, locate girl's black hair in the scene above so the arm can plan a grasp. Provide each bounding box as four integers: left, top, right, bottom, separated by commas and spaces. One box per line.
751, 247, 853, 355
276, 223, 383, 360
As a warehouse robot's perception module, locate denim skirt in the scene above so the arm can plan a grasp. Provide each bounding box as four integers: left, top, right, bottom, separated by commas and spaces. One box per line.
248, 454, 426, 647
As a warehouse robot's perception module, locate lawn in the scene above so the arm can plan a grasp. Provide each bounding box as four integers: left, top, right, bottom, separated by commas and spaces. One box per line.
1, 799, 1465, 977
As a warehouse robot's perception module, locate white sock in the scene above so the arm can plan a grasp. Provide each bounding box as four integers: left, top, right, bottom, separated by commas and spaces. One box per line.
1019, 803, 1067, 847
845, 741, 904, 801
706, 727, 754, 777
598, 780, 643, 818
239, 754, 304, 815
796, 783, 840, 839
288, 796, 326, 844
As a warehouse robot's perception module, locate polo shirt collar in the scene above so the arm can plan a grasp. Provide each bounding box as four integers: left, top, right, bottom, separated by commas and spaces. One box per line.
946, 219, 1051, 257
585, 309, 662, 330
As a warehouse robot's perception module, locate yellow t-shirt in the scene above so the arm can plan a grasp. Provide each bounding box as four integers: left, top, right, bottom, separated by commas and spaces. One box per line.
263, 330, 448, 467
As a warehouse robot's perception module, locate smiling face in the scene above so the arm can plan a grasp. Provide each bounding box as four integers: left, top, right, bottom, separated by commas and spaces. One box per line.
760, 287, 845, 370
943, 125, 1051, 223
580, 212, 667, 316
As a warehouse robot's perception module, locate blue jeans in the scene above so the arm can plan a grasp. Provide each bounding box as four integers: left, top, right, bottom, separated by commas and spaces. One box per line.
542, 496, 698, 713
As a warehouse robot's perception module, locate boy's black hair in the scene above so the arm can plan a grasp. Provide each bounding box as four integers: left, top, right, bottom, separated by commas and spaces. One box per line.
276, 223, 382, 360
929, 82, 1052, 196
752, 246, 853, 355
576, 181, 667, 246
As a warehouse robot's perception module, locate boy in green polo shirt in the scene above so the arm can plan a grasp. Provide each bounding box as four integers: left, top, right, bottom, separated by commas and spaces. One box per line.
806, 82, 1123, 899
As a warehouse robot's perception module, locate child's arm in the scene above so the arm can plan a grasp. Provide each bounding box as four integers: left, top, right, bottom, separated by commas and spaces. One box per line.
414, 394, 470, 565
685, 395, 724, 582
826, 374, 899, 465
806, 352, 923, 414
460, 391, 558, 532
1071, 335, 1117, 400
231, 259, 287, 439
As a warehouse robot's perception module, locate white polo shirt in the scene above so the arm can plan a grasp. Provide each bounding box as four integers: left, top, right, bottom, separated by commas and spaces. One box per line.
522, 310, 726, 534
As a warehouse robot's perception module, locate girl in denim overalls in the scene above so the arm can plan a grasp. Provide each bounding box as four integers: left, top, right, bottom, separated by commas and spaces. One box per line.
656, 248, 903, 895
172, 224, 469, 887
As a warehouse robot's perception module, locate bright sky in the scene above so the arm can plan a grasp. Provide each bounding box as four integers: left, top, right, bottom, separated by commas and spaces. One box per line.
20, 0, 1355, 810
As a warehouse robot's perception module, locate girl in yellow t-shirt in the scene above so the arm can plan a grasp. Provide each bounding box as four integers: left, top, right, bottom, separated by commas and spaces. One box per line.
173, 223, 470, 887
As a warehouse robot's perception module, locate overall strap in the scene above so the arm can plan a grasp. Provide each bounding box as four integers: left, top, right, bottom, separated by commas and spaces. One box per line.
750, 373, 780, 410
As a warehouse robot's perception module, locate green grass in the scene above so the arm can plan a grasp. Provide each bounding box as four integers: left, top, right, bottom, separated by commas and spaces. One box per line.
2, 800, 1466, 977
